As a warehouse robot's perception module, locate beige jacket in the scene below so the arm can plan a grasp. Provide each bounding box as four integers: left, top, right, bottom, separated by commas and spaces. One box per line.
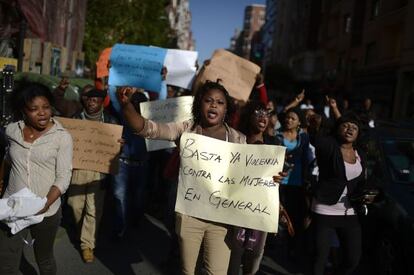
138, 119, 246, 144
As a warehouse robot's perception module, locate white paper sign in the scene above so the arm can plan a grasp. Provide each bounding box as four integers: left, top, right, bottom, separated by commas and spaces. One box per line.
164, 49, 198, 89
176, 133, 286, 232
140, 96, 194, 151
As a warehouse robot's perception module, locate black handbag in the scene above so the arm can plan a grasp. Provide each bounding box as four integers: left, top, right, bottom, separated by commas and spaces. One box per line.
349, 188, 379, 205
349, 188, 380, 215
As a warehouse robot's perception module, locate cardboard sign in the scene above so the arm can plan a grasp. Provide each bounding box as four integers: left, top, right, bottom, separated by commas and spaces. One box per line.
56, 117, 123, 174
140, 96, 194, 151
109, 44, 167, 92
175, 133, 286, 232
194, 49, 261, 101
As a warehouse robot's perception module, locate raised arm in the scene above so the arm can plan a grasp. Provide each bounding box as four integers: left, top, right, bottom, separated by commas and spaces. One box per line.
326, 96, 341, 120
283, 89, 305, 112
53, 77, 82, 117
117, 87, 146, 133
255, 73, 268, 105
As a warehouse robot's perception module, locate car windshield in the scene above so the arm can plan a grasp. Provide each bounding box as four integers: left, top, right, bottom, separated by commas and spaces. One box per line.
381, 140, 414, 184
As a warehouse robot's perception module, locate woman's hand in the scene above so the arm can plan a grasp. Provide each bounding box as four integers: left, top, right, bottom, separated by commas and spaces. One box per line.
117, 138, 126, 146
36, 204, 49, 215
273, 171, 288, 184
296, 89, 305, 103
326, 95, 341, 119
35, 186, 61, 215
326, 95, 337, 109
255, 73, 264, 87
116, 87, 136, 106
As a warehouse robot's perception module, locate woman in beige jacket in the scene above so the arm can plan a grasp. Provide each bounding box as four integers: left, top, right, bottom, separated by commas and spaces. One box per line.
118, 81, 284, 275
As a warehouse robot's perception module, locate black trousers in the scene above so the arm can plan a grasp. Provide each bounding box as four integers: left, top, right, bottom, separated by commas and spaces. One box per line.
0, 208, 62, 275
312, 213, 361, 275
279, 185, 308, 258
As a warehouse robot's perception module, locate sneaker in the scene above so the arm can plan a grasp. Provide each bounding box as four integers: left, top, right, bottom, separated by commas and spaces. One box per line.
82, 248, 94, 263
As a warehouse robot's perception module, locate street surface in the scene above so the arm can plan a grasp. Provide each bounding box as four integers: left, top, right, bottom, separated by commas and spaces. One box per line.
18, 196, 372, 275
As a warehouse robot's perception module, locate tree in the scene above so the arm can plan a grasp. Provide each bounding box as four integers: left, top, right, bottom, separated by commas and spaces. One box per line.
83, 0, 174, 69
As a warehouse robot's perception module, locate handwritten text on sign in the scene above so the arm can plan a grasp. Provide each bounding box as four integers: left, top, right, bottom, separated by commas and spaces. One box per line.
140, 96, 193, 151
175, 133, 286, 232
109, 44, 167, 92
57, 117, 123, 175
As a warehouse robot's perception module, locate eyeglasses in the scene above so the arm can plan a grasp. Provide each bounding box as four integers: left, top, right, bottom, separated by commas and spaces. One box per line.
254, 109, 270, 118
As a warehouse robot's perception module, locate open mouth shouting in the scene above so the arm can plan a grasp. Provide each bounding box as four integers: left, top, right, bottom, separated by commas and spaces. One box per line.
207, 109, 219, 120
37, 117, 50, 127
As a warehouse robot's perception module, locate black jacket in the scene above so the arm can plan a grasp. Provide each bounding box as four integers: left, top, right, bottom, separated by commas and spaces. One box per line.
312, 135, 366, 205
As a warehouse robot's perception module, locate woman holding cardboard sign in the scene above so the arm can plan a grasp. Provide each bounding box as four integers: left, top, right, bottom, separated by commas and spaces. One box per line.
117, 81, 284, 275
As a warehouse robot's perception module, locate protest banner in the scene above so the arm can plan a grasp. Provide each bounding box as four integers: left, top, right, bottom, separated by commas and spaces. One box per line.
109, 44, 167, 92
194, 49, 261, 101
164, 49, 198, 89
140, 96, 194, 151
57, 117, 123, 175
175, 133, 286, 232
96, 47, 112, 78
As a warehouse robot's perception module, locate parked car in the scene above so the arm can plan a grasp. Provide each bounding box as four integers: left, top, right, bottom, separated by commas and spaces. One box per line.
361, 121, 414, 275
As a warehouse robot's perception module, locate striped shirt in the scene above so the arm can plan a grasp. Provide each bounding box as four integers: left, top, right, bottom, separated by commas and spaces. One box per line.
5, 119, 73, 217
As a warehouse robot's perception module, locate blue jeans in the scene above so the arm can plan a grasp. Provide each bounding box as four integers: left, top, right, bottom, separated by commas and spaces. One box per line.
112, 158, 148, 235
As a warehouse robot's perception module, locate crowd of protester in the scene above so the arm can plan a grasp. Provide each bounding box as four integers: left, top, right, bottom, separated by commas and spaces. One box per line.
0, 59, 380, 275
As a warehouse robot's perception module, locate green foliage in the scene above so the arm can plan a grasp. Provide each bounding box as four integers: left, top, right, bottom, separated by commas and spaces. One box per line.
83, 0, 174, 69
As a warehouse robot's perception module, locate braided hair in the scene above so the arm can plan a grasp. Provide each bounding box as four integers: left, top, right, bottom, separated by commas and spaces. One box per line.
191, 80, 235, 128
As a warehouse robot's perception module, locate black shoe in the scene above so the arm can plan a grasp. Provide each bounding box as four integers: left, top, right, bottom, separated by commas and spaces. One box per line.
111, 230, 125, 242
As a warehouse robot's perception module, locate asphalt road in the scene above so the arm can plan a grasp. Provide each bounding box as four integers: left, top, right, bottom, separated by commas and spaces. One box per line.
18, 195, 373, 275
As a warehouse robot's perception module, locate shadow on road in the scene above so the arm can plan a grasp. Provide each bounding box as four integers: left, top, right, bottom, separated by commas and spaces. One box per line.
60, 189, 179, 275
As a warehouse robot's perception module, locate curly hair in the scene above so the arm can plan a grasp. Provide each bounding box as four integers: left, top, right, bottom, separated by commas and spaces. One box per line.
191, 80, 235, 128
12, 82, 55, 120
280, 107, 306, 130
334, 111, 362, 143
238, 100, 267, 136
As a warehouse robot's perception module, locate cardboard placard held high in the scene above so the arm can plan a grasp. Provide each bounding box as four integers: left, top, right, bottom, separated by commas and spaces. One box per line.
193, 49, 261, 102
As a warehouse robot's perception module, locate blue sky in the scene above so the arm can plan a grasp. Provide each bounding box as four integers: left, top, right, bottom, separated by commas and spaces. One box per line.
190, 0, 266, 63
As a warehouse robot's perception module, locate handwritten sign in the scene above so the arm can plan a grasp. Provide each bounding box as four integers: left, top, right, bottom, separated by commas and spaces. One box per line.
56, 117, 123, 175
96, 47, 112, 78
109, 44, 167, 92
175, 133, 286, 232
164, 49, 198, 89
140, 96, 193, 151
194, 49, 260, 102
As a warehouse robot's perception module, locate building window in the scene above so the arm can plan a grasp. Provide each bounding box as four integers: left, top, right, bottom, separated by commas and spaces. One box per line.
371, 0, 380, 19
365, 42, 377, 65
343, 14, 352, 33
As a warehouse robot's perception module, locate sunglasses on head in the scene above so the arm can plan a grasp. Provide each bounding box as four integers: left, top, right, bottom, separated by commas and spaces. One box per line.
254, 109, 270, 117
